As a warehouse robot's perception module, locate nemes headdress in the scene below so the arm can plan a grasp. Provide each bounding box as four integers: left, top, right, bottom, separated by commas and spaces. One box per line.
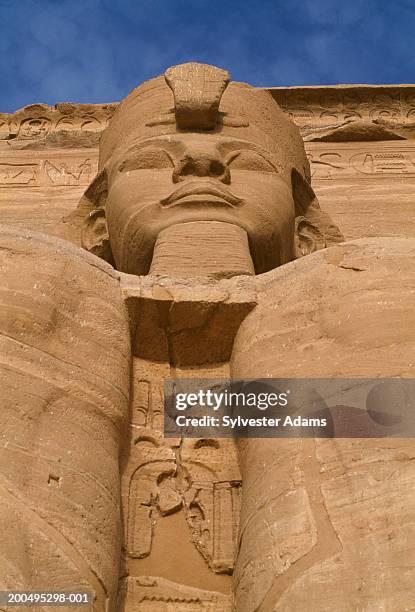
99, 62, 311, 185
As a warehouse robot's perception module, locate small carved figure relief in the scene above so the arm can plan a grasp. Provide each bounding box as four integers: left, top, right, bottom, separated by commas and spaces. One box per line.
0, 157, 97, 188
308, 152, 346, 179
0, 163, 38, 185
351, 150, 413, 175
44, 159, 94, 185
18, 117, 51, 139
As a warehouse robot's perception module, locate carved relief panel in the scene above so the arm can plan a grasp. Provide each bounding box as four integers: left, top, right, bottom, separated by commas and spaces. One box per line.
0, 151, 97, 188
2, 102, 117, 141
306, 141, 415, 180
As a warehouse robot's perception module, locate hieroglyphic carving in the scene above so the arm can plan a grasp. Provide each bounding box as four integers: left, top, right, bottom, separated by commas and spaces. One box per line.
0, 153, 97, 187
123, 420, 242, 571
131, 358, 169, 431
0, 163, 39, 185
119, 576, 232, 611
44, 159, 94, 185
3, 102, 117, 141
306, 142, 415, 180
123, 429, 179, 559
180, 438, 242, 573
5, 85, 415, 144
120, 278, 252, 588
268, 85, 415, 139
18, 117, 51, 139
125, 376, 241, 570
212, 482, 241, 571
307, 152, 347, 179
350, 150, 412, 174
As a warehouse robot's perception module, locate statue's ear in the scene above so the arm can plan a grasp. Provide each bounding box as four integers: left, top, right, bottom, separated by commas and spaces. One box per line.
81, 208, 113, 263
291, 168, 344, 258
294, 215, 325, 257
78, 168, 114, 265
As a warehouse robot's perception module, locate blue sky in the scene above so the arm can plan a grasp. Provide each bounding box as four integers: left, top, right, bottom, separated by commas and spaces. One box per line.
0, 0, 414, 113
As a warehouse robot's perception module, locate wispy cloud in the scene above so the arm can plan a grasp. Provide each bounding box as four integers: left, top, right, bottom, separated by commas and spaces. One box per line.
0, 0, 414, 112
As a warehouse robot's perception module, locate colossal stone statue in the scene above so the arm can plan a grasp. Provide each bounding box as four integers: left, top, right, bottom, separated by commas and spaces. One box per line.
1, 62, 415, 612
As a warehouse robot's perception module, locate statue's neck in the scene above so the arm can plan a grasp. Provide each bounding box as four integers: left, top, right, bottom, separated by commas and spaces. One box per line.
149, 221, 255, 279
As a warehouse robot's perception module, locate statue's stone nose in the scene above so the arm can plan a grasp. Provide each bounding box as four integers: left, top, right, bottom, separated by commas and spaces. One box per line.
173, 145, 230, 183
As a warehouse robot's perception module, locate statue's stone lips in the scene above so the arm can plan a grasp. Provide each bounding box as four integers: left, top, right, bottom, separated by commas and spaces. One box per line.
161, 181, 243, 208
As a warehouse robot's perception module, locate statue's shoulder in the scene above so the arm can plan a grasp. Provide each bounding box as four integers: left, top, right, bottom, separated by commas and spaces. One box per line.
0, 224, 129, 350
0, 223, 119, 280
234, 237, 415, 377
254, 237, 415, 302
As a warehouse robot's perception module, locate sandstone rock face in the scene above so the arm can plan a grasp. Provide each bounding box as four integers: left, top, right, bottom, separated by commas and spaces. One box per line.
1, 64, 415, 612
0, 102, 111, 242
270, 85, 415, 242
232, 237, 415, 612
0, 144, 98, 242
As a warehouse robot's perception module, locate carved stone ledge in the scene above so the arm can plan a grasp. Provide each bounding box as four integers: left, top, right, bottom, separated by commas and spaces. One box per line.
266, 84, 415, 140
3, 84, 415, 146
0, 102, 117, 142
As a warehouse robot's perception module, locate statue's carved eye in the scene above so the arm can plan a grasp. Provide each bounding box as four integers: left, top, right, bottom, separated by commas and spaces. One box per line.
118, 147, 173, 172
228, 150, 277, 173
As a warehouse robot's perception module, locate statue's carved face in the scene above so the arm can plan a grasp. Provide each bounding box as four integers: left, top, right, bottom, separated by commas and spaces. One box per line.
102, 133, 296, 275
80, 65, 342, 275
